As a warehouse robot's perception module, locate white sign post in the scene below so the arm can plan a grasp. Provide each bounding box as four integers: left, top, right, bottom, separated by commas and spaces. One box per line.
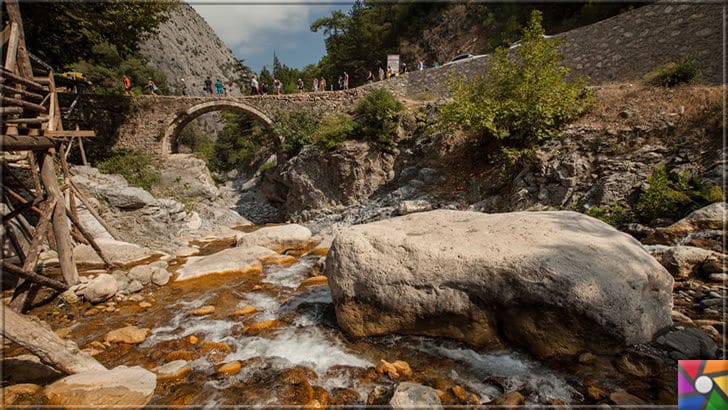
387, 54, 400, 75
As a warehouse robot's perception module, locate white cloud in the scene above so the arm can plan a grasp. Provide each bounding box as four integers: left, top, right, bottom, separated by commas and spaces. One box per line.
191, 2, 315, 56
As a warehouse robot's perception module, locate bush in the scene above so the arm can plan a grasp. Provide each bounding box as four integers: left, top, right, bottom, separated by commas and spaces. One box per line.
635, 166, 723, 225
96, 150, 160, 191
354, 88, 404, 145
273, 111, 321, 156
177, 121, 214, 162
645, 60, 700, 87
209, 112, 271, 173
585, 203, 629, 226
312, 113, 355, 150
441, 10, 592, 146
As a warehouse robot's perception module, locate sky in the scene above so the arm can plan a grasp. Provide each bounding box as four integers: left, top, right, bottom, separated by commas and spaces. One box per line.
190, 1, 354, 74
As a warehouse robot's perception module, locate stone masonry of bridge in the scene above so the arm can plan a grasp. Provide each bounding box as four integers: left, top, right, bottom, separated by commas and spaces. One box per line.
71, 2, 723, 157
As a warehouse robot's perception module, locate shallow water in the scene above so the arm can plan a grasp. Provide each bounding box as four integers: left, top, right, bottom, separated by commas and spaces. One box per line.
28, 253, 602, 406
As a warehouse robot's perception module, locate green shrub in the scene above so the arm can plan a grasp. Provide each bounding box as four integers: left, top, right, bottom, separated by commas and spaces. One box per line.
441, 10, 592, 146
585, 203, 629, 226
209, 113, 271, 173
96, 150, 160, 191
257, 161, 276, 174
635, 166, 723, 225
354, 88, 404, 145
273, 111, 321, 156
312, 113, 355, 150
414, 92, 435, 101
177, 121, 214, 163
644, 60, 700, 87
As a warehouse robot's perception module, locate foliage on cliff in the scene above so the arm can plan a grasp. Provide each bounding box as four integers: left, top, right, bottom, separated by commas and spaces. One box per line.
441, 11, 592, 146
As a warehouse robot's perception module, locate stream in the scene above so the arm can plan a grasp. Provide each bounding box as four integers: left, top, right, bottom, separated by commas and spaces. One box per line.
32, 251, 582, 406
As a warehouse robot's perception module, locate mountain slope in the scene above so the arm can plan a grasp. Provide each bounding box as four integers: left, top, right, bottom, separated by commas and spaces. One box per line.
138, 2, 253, 97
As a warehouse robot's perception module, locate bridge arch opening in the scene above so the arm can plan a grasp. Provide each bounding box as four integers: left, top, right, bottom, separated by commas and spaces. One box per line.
161, 101, 278, 156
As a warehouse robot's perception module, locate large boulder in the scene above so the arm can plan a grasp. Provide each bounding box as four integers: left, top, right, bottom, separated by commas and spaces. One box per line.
278, 141, 396, 214
175, 246, 276, 281
326, 210, 674, 358
43, 365, 156, 407
236, 224, 314, 253
659, 246, 717, 279
158, 154, 220, 200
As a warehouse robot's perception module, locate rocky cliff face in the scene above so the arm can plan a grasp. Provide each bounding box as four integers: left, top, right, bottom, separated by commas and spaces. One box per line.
138, 2, 253, 97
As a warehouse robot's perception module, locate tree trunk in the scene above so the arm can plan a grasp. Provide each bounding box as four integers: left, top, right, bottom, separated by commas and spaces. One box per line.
1, 304, 106, 374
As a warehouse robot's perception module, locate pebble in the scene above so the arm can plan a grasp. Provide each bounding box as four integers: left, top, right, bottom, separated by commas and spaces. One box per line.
708, 291, 722, 298
702, 298, 724, 307
217, 361, 242, 376
189, 335, 199, 345
700, 325, 721, 340
671, 310, 694, 324
705, 308, 720, 316
188, 305, 215, 316
139, 301, 152, 308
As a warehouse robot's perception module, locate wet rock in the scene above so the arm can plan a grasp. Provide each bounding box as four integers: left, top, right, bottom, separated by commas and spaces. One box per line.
300, 276, 329, 287
165, 351, 198, 362
82, 274, 118, 303
655, 328, 718, 359
236, 224, 313, 254
1, 354, 63, 385
189, 335, 199, 345
127, 279, 143, 293
609, 390, 646, 405
671, 310, 694, 325
243, 320, 285, 335
648, 202, 726, 243
398, 200, 433, 215
304, 399, 323, 409
390, 382, 443, 409
151, 267, 171, 285
329, 388, 361, 405
367, 385, 394, 405
660, 246, 716, 278
188, 305, 215, 316
128, 265, 153, 285
279, 368, 315, 405
74, 238, 164, 270
490, 391, 525, 406
312, 386, 329, 406
200, 341, 232, 354
104, 325, 150, 344
327, 210, 674, 357
2, 383, 42, 406
260, 254, 297, 265
231, 306, 257, 317
614, 348, 665, 377
61, 289, 80, 304
175, 246, 275, 281
139, 301, 152, 308
43, 365, 156, 407
217, 361, 242, 376
153, 360, 192, 381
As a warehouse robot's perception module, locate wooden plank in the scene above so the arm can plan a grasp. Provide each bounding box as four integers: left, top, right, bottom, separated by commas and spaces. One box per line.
0, 68, 48, 91
4, 117, 49, 125
4, 22, 18, 71
2, 95, 47, 112
0, 134, 55, 151
0, 106, 23, 115
1, 304, 107, 373
0, 23, 11, 46
43, 130, 95, 138
1, 84, 44, 100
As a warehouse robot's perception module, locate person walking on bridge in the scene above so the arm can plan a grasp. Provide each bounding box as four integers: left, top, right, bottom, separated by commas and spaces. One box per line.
312, 77, 319, 92
343, 72, 349, 90
319, 77, 326, 92
215, 79, 224, 95
122, 75, 131, 95
250, 76, 259, 95
366, 70, 374, 83
378, 67, 384, 81
204, 76, 213, 96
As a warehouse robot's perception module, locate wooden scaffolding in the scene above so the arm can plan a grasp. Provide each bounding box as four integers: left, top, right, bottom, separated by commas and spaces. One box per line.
2, 0, 112, 312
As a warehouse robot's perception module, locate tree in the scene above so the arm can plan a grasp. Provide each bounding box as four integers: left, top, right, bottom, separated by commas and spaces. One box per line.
441, 10, 592, 146
19, 0, 178, 69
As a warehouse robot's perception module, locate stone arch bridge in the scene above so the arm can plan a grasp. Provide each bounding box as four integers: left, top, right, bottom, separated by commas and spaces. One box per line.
67, 90, 369, 156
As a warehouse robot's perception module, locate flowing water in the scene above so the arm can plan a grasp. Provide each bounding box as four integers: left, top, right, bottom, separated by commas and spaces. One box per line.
31, 252, 586, 406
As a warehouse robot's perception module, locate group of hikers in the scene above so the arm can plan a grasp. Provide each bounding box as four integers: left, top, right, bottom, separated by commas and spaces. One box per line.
122, 58, 432, 97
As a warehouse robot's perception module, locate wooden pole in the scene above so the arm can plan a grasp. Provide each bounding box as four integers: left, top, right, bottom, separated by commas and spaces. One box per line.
3, 261, 68, 292
1, 304, 107, 374
77, 137, 88, 166
39, 151, 78, 286
4, 0, 34, 79
5, 223, 27, 264
3, 22, 18, 71
28, 151, 43, 196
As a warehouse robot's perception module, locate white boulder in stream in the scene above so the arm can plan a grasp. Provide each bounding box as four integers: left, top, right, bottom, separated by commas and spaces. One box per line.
43, 365, 156, 407
74, 238, 165, 269
175, 246, 277, 281
236, 224, 313, 253
326, 210, 674, 358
